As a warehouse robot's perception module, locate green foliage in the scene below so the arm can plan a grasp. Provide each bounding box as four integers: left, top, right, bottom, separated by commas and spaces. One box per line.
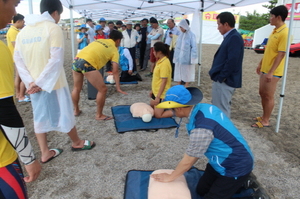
239, 11, 269, 31
239, 0, 278, 31
262, 0, 278, 12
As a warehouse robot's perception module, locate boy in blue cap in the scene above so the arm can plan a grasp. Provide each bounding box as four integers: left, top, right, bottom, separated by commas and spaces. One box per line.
99, 17, 109, 34
77, 24, 89, 53
152, 85, 268, 199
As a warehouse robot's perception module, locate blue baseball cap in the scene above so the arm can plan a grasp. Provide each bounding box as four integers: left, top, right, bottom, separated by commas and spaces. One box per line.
95, 25, 103, 31
156, 85, 203, 109
99, 17, 106, 22
79, 24, 89, 30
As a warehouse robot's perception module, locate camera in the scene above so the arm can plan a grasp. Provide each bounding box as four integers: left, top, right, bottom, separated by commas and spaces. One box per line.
169, 31, 172, 35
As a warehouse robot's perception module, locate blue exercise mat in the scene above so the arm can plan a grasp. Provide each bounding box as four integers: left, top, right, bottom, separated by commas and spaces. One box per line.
104, 76, 138, 84
111, 105, 178, 133
124, 167, 255, 199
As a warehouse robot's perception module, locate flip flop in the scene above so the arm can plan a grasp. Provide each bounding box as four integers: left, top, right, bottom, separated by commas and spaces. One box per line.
18, 97, 31, 102
41, 148, 63, 164
252, 117, 263, 122
96, 116, 113, 121
71, 140, 96, 151
251, 121, 271, 128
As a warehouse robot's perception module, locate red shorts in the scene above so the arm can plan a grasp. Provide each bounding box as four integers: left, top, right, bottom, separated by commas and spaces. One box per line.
150, 47, 157, 63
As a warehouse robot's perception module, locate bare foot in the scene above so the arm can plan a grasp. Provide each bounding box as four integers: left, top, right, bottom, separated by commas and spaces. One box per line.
251, 121, 270, 128
41, 150, 56, 163
71, 140, 95, 149
71, 140, 85, 149
95, 115, 113, 121
252, 116, 263, 121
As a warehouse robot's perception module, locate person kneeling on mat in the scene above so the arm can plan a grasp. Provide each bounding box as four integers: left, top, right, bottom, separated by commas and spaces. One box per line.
151, 85, 267, 199
119, 46, 142, 82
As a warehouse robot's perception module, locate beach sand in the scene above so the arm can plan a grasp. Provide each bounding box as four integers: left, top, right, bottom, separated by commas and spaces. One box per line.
10, 32, 300, 199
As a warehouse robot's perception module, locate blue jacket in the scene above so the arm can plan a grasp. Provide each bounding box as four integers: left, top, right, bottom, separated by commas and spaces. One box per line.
187, 103, 254, 177
118, 47, 129, 71
209, 29, 244, 88
78, 32, 89, 50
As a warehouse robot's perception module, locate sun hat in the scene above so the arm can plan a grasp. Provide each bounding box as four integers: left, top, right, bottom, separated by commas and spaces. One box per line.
126, 21, 133, 25
95, 24, 103, 31
156, 85, 203, 109
79, 24, 89, 30
99, 17, 106, 22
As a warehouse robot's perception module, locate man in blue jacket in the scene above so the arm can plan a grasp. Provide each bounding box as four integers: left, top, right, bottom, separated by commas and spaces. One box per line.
152, 85, 268, 199
209, 12, 244, 118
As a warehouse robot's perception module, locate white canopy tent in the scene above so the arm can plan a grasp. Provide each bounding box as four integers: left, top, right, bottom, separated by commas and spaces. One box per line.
60, 0, 268, 86
60, 0, 267, 21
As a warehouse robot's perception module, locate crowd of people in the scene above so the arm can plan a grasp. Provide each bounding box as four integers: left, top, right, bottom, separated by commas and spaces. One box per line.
0, 0, 289, 198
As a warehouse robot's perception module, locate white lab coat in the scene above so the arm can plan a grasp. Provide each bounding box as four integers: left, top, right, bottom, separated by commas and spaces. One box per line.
14, 12, 75, 134
173, 19, 198, 82
121, 29, 141, 48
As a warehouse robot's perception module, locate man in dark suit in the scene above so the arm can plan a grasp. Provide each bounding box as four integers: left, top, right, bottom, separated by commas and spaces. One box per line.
209, 12, 244, 118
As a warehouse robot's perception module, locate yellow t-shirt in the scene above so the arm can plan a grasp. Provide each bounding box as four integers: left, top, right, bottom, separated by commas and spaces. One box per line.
152, 56, 172, 99
261, 24, 288, 76
0, 129, 18, 168
0, 41, 14, 99
6, 25, 19, 57
77, 39, 119, 70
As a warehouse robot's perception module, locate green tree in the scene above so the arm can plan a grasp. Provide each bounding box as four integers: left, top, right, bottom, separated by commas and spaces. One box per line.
239, 10, 269, 31
262, 0, 278, 12
239, 0, 278, 31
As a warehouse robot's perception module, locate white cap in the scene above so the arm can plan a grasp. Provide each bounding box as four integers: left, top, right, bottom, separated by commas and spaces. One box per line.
126, 21, 133, 25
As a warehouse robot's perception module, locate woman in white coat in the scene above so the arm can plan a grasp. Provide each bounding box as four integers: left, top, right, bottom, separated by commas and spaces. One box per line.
173, 19, 198, 87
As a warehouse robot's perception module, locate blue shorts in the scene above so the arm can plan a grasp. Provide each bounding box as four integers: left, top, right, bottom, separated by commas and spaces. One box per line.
262, 72, 282, 78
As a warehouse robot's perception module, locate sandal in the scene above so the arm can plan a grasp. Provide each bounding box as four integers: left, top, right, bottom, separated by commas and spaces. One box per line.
71, 140, 96, 151
252, 117, 263, 122
251, 121, 271, 128
41, 148, 63, 164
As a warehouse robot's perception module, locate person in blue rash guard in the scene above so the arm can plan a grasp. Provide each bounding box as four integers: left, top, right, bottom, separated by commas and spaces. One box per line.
118, 46, 142, 82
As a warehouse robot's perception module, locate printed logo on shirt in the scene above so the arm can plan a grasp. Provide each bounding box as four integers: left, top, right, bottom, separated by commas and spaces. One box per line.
95, 40, 109, 48
22, 37, 42, 44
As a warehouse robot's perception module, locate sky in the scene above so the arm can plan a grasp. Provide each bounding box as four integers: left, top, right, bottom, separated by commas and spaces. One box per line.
16, 0, 269, 20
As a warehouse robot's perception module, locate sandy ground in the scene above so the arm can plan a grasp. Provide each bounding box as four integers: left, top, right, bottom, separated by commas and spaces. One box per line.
6, 31, 300, 199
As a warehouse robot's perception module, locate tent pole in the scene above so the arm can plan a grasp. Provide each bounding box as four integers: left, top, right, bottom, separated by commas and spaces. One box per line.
69, 0, 75, 60
275, 0, 296, 133
28, 0, 33, 14
197, 0, 204, 86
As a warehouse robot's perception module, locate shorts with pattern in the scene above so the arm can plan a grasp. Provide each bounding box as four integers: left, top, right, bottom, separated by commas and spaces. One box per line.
72, 58, 96, 73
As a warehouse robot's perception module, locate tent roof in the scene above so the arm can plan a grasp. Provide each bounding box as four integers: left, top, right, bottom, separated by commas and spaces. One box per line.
61, 0, 267, 21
